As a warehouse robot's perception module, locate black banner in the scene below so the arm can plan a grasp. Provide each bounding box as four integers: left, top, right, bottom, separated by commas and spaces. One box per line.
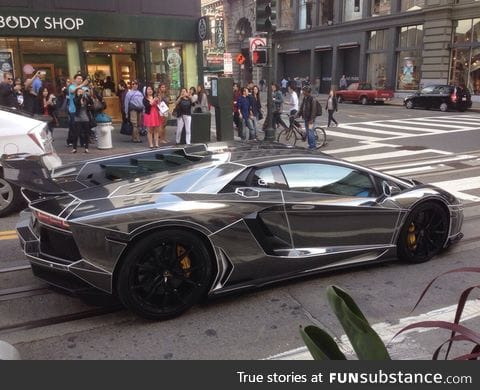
0, 361, 478, 390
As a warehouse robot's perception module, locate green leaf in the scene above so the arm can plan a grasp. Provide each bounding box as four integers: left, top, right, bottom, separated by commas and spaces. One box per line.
327, 285, 391, 360
300, 325, 347, 360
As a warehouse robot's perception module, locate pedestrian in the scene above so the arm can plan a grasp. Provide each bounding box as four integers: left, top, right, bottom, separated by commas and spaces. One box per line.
72, 87, 93, 154
117, 80, 128, 123
124, 79, 144, 143
339, 75, 348, 90
281, 77, 288, 95
272, 83, 285, 130
298, 86, 319, 149
326, 89, 338, 127
157, 83, 169, 143
195, 84, 209, 113
143, 84, 161, 148
67, 73, 89, 146
189, 86, 198, 112
237, 87, 255, 141
249, 85, 262, 136
286, 82, 299, 127
0, 72, 19, 109
259, 79, 265, 92
102, 76, 115, 93
233, 83, 241, 134
174, 88, 193, 145
35, 86, 56, 135
13, 78, 24, 108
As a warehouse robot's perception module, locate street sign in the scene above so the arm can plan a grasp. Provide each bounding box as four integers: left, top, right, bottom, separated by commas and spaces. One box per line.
249, 37, 267, 52
224, 52, 233, 74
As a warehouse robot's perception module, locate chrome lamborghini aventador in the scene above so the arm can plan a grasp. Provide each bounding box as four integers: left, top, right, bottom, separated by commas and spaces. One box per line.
2, 143, 463, 319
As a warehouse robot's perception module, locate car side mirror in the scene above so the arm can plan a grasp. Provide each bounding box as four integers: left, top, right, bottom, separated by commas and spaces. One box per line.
382, 181, 401, 197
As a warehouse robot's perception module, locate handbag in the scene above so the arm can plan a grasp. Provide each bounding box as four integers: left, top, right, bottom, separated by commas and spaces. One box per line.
120, 121, 133, 136
158, 101, 170, 116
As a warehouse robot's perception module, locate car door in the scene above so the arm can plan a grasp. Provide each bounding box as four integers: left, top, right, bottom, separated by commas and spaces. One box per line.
417, 86, 435, 108
280, 162, 401, 266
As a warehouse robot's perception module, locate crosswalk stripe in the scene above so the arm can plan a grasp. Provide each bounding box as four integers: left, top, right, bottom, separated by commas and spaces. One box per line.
385, 165, 436, 176
337, 124, 411, 136
388, 120, 467, 129
327, 142, 397, 154
413, 118, 480, 126
323, 129, 382, 141
345, 149, 440, 163
372, 154, 476, 170
364, 122, 445, 132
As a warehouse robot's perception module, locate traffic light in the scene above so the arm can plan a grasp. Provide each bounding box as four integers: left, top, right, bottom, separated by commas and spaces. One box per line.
256, 0, 277, 32
252, 49, 267, 66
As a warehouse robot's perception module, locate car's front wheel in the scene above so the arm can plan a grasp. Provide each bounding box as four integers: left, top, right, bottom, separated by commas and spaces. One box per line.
116, 230, 213, 319
0, 176, 23, 217
405, 100, 414, 109
440, 102, 448, 112
397, 202, 449, 263
360, 96, 368, 105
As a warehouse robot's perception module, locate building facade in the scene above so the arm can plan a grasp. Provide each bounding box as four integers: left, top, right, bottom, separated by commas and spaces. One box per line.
0, 0, 202, 107
225, 0, 480, 100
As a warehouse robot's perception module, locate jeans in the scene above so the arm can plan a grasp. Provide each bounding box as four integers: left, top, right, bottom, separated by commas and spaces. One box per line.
176, 114, 192, 144
327, 110, 338, 127
241, 117, 255, 140
67, 112, 76, 144
305, 120, 316, 149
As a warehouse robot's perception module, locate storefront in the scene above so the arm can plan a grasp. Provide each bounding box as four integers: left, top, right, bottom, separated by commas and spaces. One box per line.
0, 8, 201, 120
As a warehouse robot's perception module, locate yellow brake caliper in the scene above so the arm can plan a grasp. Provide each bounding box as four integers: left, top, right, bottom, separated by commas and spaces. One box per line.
177, 245, 192, 277
407, 223, 417, 250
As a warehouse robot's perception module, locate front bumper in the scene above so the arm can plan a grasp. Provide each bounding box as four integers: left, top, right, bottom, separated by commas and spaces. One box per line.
16, 210, 113, 294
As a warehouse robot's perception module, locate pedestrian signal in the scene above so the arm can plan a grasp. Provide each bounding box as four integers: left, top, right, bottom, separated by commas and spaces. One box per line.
252, 49, 267, 66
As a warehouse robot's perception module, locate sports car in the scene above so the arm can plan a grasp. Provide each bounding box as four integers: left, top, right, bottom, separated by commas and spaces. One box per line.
2, 142, 463, 319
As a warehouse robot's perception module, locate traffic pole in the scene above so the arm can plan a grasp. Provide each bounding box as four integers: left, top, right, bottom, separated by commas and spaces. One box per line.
264, 30, 275, 142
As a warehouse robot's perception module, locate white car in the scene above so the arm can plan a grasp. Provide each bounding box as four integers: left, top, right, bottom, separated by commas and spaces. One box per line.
0, 107, 62, 217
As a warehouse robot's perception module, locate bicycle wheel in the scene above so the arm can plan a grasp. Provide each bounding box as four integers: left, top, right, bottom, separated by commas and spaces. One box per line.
277, 128, 298, 146
313, 127, 327, 148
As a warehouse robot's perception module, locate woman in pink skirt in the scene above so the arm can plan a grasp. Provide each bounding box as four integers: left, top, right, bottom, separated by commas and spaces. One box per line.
142, 85, 161, 148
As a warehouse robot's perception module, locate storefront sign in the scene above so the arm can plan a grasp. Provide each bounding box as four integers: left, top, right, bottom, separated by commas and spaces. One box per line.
224, 52, 232, 74
0, 15, 84, 31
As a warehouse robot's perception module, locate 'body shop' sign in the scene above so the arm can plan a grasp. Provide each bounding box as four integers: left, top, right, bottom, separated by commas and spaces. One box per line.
0, 16, 85, 31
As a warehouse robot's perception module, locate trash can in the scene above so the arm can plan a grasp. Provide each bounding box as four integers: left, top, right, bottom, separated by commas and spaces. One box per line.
95, 113, 114, 149
191, 112, 211, 143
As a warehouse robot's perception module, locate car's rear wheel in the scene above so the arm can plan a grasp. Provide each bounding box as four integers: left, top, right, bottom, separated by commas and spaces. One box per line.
116, 230, 213, 319
360, 96, 368, 105
439, 102, 448, 112
397, 202, 449, 263
0, 176, 23, 217
405, 100, 414, 109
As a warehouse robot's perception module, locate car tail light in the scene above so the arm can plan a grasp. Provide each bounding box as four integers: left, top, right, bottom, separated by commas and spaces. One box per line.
27, 129, 45, 151
33, 210, 70, 230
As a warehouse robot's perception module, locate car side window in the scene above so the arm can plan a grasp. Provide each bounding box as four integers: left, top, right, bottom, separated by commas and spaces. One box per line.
250, 166, 288, 190
421, 86, 435, 94
280, 163, 376, 197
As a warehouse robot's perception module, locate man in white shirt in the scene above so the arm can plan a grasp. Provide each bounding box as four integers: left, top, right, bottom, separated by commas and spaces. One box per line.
286, 83, 299, 127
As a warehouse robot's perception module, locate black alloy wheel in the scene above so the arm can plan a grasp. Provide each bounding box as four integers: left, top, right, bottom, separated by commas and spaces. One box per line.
405, 100, 414, 109
116, 230, 213, 319
397, 202, 449, 263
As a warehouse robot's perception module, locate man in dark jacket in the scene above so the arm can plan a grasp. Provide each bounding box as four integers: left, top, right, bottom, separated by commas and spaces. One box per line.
0, 72, 19, 109
237, 87, 254, 141
298, 86, 318, 149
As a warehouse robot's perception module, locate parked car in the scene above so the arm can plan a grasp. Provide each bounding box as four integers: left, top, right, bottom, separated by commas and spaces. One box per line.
2, 143, 463, 320
336, 82, 394, 105
404, 85, 472, 112
0, 106, 62, 217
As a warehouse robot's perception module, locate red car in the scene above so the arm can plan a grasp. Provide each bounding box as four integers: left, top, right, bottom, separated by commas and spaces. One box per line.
337, 82, 394, 105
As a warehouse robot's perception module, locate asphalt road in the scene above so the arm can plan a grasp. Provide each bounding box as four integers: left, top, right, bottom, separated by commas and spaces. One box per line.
1, 103, 480, 359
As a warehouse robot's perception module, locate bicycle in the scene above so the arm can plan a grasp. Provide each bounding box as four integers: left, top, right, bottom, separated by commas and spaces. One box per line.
276, 113, 327, 149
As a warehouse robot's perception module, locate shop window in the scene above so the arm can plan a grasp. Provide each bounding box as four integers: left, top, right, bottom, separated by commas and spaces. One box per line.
0, 38, 19, 81
343, 0, 363, 22
367, 53, 388, 88
319, 0, 334, 25
149, 42, 184, 103
454, 19, 473, 43
371, 0, 391, 16
400, 0, 424, 12
368, 30, 388, 50
298, 0, 315, 30
396, 25, 423, 90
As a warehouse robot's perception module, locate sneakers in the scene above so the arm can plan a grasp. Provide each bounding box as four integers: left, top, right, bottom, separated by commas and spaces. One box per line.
84, 149, 89, 153
71, 149, 77, 153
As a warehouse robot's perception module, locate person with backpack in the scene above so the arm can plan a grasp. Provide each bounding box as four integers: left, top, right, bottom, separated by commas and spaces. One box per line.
326, 89, 338, 127
124, 80, 144, 143
298, 85, 320, 149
